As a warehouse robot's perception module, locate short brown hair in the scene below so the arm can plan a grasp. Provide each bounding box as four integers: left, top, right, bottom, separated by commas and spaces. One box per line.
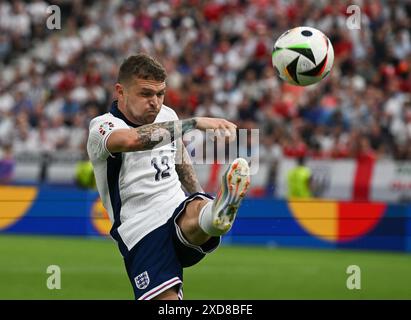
117, 53, 167, 84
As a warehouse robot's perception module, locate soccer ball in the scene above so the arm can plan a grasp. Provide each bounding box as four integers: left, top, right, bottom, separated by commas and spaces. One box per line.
272, 26, 334, 86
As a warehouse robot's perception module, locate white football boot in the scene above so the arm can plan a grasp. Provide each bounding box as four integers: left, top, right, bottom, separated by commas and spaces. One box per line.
211, 158, 251, 233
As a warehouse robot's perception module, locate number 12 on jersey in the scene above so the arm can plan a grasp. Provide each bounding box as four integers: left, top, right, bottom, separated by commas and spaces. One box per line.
151, 156, 171, 181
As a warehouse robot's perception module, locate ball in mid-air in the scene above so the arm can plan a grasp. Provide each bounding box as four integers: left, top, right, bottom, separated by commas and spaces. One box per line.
272, 26, 334, 86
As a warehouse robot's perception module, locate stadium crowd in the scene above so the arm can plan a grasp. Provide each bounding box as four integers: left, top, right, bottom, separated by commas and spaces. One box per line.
0, 0, 411, 168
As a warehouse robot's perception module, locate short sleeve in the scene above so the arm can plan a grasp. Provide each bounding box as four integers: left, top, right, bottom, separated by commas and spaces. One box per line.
87, 115, 129, 161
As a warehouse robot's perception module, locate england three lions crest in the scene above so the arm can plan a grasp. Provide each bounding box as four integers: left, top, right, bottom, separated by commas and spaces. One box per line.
135, 271, 150, 290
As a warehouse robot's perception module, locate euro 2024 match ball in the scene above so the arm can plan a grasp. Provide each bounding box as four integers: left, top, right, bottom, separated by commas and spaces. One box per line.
272, 26, 334, 86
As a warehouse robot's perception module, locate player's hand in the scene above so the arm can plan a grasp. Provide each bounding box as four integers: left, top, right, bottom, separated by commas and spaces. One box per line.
195, 117, 237, 141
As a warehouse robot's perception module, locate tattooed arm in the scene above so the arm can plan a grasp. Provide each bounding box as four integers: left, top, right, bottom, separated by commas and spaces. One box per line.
107, 117, 236, 153
107, 118, 196, 153
175, 139, 204, 194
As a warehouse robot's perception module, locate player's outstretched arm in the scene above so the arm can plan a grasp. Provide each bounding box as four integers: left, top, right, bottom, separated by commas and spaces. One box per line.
106, 117, 236, 153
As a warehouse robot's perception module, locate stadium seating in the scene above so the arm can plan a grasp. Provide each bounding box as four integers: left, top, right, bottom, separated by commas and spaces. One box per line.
0, 0, 410, 196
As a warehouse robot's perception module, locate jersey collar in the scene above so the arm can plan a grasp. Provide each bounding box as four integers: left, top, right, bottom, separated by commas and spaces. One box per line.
109, 100, 141, 128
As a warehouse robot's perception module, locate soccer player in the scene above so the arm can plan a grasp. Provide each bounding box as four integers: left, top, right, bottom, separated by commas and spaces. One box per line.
87, 53, 250, 300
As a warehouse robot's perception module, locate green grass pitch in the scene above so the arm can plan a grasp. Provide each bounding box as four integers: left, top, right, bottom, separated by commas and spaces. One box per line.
0, 235, 410, 299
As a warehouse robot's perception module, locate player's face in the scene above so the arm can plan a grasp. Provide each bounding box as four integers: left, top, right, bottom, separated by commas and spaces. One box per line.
117, 77, 166, 125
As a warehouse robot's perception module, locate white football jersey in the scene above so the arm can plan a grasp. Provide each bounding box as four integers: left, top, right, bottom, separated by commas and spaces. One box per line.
87, 101, 186, 251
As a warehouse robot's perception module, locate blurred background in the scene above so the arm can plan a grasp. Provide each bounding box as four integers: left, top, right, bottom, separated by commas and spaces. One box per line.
0, 0, 411, 299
